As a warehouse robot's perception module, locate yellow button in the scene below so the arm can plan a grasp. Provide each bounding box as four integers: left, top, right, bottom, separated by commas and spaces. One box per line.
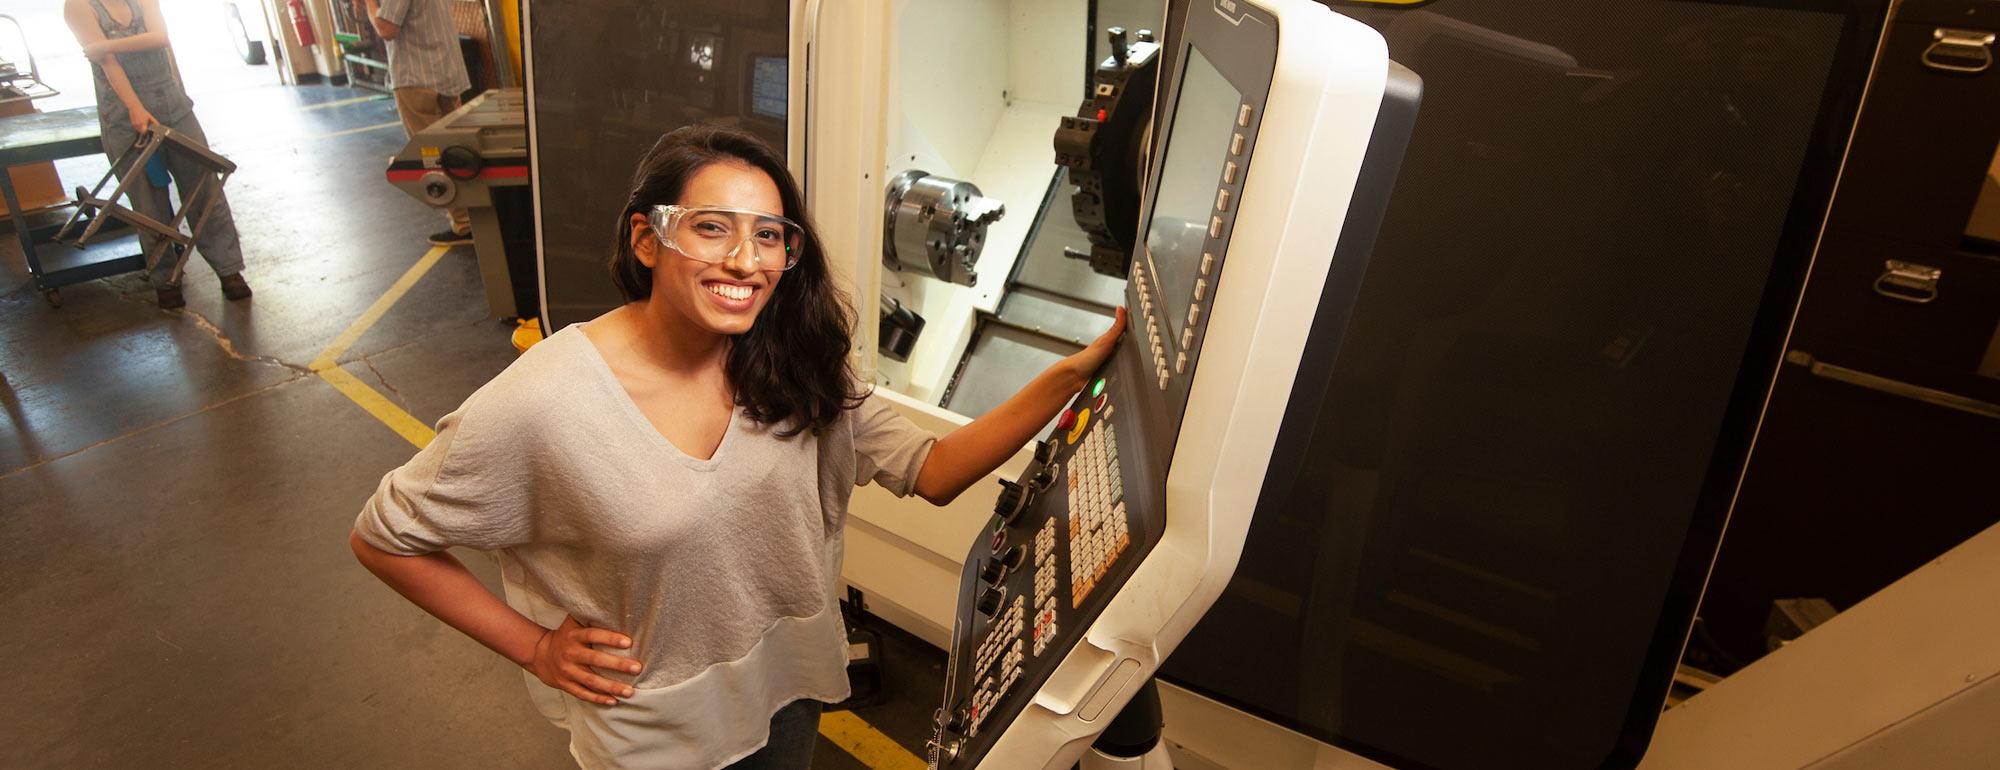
1067, 407, 1091, 445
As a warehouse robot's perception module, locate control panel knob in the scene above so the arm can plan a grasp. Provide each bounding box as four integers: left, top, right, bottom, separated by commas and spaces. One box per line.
999, 544, 1026, 570
980, 558, 1008, 585
976, 586, 1005, 618
1027, 439, 1060, 490
994, 480, 1029, 523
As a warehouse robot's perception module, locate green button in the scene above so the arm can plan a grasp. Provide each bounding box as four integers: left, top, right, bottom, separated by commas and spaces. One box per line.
1091, 378, 1106, 397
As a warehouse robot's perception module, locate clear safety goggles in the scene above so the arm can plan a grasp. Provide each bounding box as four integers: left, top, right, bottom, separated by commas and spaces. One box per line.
649, 204, 804, 271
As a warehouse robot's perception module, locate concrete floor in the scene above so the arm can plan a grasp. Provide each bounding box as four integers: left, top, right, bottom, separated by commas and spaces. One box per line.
1, 14, 943, 767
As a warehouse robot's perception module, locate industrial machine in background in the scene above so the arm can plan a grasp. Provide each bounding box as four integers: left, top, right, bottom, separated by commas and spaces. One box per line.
386, 88, 538, 322
0, 14, 60, 105
525, 0, 1999, 767
524, 0, 791, 332
927, 3, 1418, 766
1053, 24, 1161, 280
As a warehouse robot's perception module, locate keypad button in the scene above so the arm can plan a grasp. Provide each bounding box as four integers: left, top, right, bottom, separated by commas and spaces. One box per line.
1188, 304, 1202, 325
1238, 104, 1253, 127
1175, 352, 1188, 374
1200, 251, 1214, 275
1223, 161, 1238, 184
1215, 189, 1232, 212
1194, 278, 1208, 300
1180, 328, 1194, 349
1209, 216, 1224, 238
1230, 133, 1245, 155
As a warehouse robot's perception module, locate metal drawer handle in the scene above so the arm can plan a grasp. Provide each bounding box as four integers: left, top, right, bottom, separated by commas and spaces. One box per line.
1785, 351, 2000, 420
1924, 28, 1995, 73
1874, 260, 1941, 304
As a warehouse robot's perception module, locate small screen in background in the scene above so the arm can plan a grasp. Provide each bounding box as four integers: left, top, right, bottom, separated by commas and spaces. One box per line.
1145, 45, 1240, 356
752, 56, 787, 120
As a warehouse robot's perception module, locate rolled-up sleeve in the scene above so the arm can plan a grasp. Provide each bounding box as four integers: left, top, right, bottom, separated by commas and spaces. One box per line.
851, 391, 936, 497
376, 0, 412, 26
353, 402, 533, 555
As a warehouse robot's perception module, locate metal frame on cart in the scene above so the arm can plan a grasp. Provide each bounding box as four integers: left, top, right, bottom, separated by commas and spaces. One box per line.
54, 124, 239, 292
0, 106, 144, 307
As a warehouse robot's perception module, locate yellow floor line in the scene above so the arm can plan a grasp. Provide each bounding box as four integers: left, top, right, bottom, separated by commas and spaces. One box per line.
312, 246, 451, 372
299, 94, 390, 112
316, 246, 923, 764
318, 367, 437, 448
313, 246, 449, 448
819, 710, 928, 770
315, 120, 404, 141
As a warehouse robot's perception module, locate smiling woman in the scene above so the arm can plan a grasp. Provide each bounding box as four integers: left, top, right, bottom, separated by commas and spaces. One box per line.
347, 124, 1126, 769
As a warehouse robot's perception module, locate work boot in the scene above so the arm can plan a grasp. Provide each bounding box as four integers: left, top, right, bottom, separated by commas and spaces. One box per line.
427, 229, 473, 246
220, 273, 253, 301
156, 285, 185, 309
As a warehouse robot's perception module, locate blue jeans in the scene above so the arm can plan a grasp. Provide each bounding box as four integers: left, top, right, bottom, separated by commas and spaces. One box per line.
725, 699, 823, 770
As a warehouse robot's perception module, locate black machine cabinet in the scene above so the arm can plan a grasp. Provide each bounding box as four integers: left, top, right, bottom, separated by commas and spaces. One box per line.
1705, 0, 2000, 664
1157, 1, 1893, 768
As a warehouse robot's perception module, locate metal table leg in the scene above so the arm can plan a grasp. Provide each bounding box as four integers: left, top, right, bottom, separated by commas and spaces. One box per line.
0, 163, 60, 305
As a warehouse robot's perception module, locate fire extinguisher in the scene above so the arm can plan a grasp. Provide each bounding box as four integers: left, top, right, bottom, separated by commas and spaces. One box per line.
287, 0, 316, 47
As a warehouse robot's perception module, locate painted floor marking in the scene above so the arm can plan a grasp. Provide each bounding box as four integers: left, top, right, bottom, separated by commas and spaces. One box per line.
298, 94, 391, 112
820, 710, 930, 770
315, 121, 404, 141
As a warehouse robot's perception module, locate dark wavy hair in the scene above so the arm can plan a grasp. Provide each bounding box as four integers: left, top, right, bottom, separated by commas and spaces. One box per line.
609, 125, 863, 436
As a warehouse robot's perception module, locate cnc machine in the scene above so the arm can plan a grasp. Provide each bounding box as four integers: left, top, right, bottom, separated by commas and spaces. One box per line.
526, 1, 1997, 768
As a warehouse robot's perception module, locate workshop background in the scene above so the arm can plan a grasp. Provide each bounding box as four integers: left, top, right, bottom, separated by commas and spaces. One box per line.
0, 0, 929, 767
2, 0, 1997, 768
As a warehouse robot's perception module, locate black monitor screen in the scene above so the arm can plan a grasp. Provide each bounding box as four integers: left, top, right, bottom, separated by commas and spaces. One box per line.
1144, 45, 1239, 358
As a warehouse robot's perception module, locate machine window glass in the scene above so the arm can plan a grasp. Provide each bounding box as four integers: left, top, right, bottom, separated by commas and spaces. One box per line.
1160, 2, 1886, 768
751, 55, 787, 120
529, 1, 790, 330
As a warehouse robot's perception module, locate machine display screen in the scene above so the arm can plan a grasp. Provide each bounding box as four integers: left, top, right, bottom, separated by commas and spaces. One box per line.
751, 56, 787, 119
1144, 45, 1238, 355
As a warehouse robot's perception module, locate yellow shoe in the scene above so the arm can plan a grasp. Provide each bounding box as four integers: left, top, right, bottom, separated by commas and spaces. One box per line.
511, 317, 544, 353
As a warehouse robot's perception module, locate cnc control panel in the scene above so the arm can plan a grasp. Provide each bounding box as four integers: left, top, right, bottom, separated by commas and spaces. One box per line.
938, 369, 1158, 754
926, 1, 1393, 767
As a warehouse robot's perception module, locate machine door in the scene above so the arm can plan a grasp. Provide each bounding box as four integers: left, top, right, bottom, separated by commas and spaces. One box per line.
524, 0, 793, 331
929, 1, 1418, 767
1159, 1, 1893, 769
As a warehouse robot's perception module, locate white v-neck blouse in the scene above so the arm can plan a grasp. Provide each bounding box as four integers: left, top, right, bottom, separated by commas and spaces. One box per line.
354, 324, 936, 769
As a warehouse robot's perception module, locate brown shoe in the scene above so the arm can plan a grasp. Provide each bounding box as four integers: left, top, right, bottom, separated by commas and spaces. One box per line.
220, 273, 253, 301
156, 285, 186, 309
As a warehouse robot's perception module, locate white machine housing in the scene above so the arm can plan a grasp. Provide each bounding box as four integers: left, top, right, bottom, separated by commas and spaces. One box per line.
932, 1, 1398, 766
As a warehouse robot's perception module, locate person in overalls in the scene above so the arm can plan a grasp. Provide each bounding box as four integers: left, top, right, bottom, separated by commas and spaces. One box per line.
63, 0, 251, 309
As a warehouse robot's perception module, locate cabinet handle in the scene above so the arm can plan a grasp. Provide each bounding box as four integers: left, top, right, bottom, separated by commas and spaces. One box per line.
1873, 260, 1941, 304
1785, 351, 2000, 420
1923, 28, 1995, 74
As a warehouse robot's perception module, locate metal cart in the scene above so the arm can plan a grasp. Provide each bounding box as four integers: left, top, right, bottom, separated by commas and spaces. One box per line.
0, 107, 144, 308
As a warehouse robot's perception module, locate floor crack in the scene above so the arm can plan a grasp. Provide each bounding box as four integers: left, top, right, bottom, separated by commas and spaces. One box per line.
113, 287, 312, 374
360, 355, 411, 409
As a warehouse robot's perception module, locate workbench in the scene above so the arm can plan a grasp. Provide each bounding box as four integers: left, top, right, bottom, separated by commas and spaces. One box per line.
0, 106, 144, 307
